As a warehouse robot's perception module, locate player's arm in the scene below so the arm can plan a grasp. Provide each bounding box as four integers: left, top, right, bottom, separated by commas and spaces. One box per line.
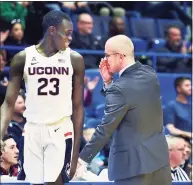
0, 51, 25, 139
70, 51, 85, 178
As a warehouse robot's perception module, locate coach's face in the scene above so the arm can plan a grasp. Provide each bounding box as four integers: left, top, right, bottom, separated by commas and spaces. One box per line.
1, 138, 19, 165
53, 20, 73, 50
105, 43, 124, 73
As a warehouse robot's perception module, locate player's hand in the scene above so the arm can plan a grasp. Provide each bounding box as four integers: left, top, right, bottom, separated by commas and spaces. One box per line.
68, 161, 77, 180
99, 58, 113, 84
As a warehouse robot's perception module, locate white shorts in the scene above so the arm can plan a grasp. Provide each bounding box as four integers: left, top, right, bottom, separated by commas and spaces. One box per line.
23, 117, 74, 184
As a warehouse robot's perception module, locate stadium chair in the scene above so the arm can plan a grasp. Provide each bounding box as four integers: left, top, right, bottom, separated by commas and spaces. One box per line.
92, 15, 103, 37
131, 38, 148, 52
129, 18, 158, 40
156, 19, 185, 39
149, 38, 166, 50
71, 14, 78, 31
100, 16, 111, 36
95, 103, 105, 119
126, 10, 141, 18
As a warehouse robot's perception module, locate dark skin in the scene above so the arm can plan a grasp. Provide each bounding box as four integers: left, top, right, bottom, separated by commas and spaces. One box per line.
0, 19, 85, 185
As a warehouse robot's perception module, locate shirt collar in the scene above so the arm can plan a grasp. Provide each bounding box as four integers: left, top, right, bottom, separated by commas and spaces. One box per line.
119, 62, 135, 77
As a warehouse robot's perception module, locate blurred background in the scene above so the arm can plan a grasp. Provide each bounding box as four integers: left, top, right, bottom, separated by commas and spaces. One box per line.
0, 1, 192, 183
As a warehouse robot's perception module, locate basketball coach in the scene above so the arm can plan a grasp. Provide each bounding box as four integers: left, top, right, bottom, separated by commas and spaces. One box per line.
76, 35, 172, 185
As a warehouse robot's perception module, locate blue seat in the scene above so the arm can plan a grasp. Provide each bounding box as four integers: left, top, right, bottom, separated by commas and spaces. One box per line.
126, 10, 141, 18
131, 38, 148, 52
95, 103, 105, 119
71, 14, 78, 31
150, 39, 166, 50
92, 15, 103, 37
129, 18, 158, 40
100, 16, 111, 37
156, 19, 185, 38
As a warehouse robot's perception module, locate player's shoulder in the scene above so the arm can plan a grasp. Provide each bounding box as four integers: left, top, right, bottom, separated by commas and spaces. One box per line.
9, 50, 26, 75
11, 50, 26, 66
70, 50, 85, 70
70, 49, 83, 61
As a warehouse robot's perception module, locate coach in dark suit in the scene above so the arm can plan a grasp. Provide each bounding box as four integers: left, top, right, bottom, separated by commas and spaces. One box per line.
76, 35, 172, 185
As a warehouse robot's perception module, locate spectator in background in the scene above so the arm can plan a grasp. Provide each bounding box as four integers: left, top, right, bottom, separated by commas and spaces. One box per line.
0, 134, 19, 176
61, 2, 91, 15
0, 18, 10, 61
84, 76, 99, 107
4, 20, 26, 64
166, 135, 190, 181
7, 92, 26, 146
0, 52, 8, 106
70, 13, 101, 69
100, 17, 126, 49
24, 2, 50, 45
7, 91, 26, 181
108, 17, 125, 37
164, 77, 192, 140
181, 139, 192, 179
0, 2, 28, 29
156, 26, 191, 73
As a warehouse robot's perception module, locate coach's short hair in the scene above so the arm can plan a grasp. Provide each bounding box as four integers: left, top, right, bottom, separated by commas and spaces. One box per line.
174, 76, 191, 92
42, 10, 71, 34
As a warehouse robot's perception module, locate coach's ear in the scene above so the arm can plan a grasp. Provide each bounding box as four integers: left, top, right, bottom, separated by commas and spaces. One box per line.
48, 26, 56, 36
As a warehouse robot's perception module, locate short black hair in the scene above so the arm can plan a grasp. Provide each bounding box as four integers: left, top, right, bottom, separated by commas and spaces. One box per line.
0, 134, 14, 156
174, 77, 191, 91
42, 10, 71, 34
2, 134, 14, 142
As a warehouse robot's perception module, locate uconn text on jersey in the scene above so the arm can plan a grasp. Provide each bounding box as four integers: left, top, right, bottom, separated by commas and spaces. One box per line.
28, 67, 69, 75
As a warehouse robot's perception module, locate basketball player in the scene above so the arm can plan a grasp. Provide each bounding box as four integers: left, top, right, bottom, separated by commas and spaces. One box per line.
0, 10, 85, 185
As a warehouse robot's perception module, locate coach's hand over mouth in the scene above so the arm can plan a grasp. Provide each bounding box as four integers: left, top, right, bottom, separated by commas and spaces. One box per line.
99, 58, 113, 85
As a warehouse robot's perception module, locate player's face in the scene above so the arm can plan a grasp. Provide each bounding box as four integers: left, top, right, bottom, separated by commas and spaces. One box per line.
179, 79, 192, 96
2, 139, 19, 165
14, 95, 25, 115
54, 20, 73, 50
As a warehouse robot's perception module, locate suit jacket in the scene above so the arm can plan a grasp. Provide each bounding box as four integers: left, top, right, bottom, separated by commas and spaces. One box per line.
79, 62, 170, 181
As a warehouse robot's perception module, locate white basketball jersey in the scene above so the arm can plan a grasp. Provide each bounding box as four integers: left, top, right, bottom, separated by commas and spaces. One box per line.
23, 45, 73, 124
